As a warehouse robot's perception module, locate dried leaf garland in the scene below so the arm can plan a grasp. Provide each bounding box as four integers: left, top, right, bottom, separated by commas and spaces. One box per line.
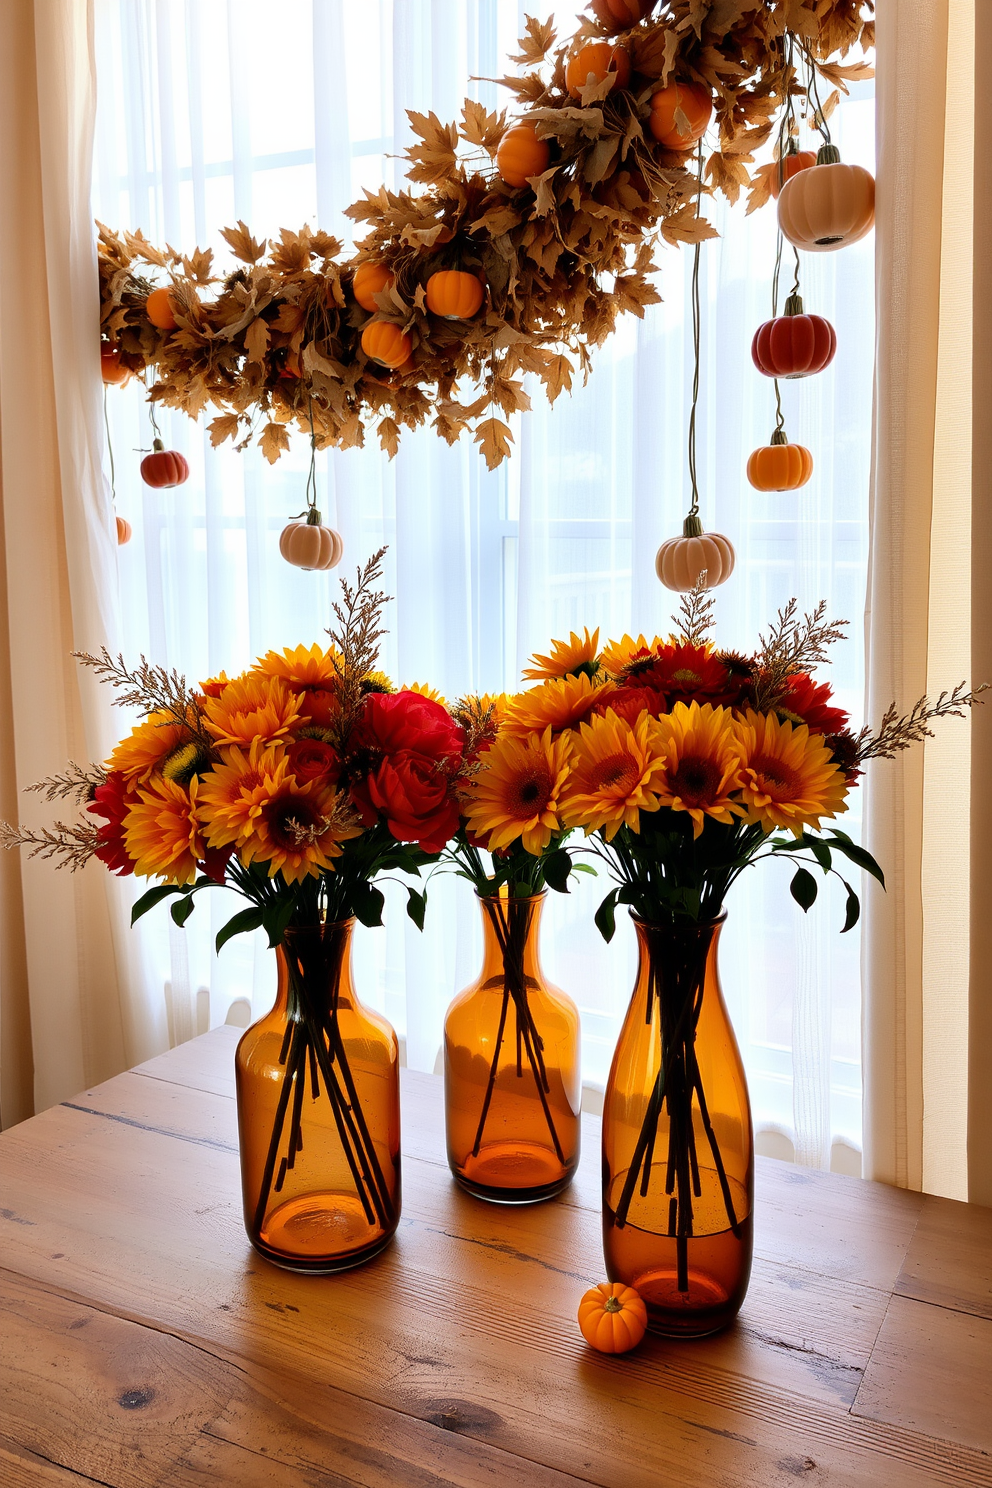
100, 0, 873, 468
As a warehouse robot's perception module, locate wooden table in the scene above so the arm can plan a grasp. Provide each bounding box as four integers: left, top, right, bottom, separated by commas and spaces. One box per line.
1, 1028, 991, 1487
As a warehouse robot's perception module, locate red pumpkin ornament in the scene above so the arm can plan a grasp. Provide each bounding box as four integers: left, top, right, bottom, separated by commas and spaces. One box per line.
656, 514, 735, 591
770, 147, 818, 199
100, 345, 128, 384
578, 1283, 648, 1354
361, 321, 413, 369
746, 430, 814, 491
648, 81, 712, 149
778, 143, 875, 252
278, 511, 344, 571
140, 438, 189, 488
352, 262, 395, 312
565, 42, 630, 100
751, 295, 837, 379
116, 515, 132, 545
425, 270, 485, 320
496, 122, 550, 189
145, 287, 177, 331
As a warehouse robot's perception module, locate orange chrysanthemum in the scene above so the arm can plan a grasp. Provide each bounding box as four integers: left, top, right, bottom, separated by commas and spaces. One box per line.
461, 726, 571, 855
123, 776, 207, 884
503, 673, 615, 737
651, 702, 744, 838
253, 643, 341, 728
197, 740, 290, 848
523, 628, 600, 681
560, 710, 668, 839
202, 672, 301, 748
108, 709, 198, 782
735, 710, 849, 836
239, 776, 358, 884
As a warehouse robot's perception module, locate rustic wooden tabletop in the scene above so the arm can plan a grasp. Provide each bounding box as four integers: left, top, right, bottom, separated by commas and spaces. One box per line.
1, 1025, 990, 1487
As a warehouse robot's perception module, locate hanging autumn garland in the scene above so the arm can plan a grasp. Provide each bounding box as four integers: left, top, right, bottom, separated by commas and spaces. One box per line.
98, 1, 873, 473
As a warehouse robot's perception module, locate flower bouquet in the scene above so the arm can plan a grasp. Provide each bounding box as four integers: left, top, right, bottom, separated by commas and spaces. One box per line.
1, 550, 469, 1272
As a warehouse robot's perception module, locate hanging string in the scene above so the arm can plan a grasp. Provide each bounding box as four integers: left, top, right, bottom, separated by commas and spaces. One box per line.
801, 40, 833, 146
686, 139, 705, 521
103, 386, 117, 502
304, 394, 320, 521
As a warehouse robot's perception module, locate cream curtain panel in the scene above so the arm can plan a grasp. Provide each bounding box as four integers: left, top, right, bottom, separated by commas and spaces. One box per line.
0, 0, 161, 1127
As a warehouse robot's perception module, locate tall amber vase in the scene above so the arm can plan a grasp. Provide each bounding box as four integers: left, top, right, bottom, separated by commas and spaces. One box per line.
235, 919, 400, 1273
444, 892, 581, 1203
602, 915, 753, 1336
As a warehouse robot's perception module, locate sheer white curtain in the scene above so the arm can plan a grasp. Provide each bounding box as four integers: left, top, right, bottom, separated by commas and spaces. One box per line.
92, 0, 874, 1169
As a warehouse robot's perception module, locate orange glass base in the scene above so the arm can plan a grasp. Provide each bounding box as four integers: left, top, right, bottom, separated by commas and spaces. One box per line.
454, 1139, 577, 1204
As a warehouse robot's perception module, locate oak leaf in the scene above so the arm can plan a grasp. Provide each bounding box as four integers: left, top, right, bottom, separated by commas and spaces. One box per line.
259, 422, 291, 463
474, 417, 513, 470
208, 413, 240, 448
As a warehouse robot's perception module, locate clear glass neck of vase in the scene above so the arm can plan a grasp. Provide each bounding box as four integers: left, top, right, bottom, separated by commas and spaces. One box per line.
275, 918, 357, 1015
477, 891, 547, 984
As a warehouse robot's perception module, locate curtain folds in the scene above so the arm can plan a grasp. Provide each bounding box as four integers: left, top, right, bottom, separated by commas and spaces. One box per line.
0, 0, 162, 1127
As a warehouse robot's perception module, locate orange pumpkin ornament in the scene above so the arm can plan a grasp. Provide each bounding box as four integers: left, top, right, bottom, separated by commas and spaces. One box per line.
656, 514, 735, 591
425, 270, 485, 320
278, 511, 344, 572
100, 345, 128, 384
361, 321, 413, 369
352, 262, 395, 312
565, 42, 630, 100
747, 430, 814, 491
140, 439, 189, 488
770, 146, 818, 199
496, 122, 550, 189
145, 287, 178, 330
648, 81, 712, 149
578, 1283, 648, 1354
590, 0, 657, 27
777, 143, 875, 252
115, 515, 132, 545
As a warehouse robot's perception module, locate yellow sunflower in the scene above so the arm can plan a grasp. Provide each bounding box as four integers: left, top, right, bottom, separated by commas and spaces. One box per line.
461, 726, 571, 855
108, 709, 197, 782
239, 777, 359, 884
202, 672, 302, 748
523, 628, 600, 681
735, 710, 849, 837
405, 681, 447, 706
253, 643, 342, 728
123, 776, 206, 884
599, 634, 658, 679
197, 741, 290, 849
651, 702, 744, 839
360, 670, 395, 695
560, 710, 668, 839
503, 673, 614, 738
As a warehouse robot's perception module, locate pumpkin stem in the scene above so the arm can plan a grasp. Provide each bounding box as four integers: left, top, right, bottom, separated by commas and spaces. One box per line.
770, 429, 788, 446
151, 437, 165, 452
683, 512, 704, 539
816, 142, 841, 167
604, 1296, 623, 1313
305, 507, 323, 527
783, 293, 804, 318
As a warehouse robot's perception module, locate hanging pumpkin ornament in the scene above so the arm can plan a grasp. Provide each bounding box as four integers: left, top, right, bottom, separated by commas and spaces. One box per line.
279, 511, 343, 571
145, 287, 178, 331
116, 515, 133, 545
657, 143, 735, 593
425, 269, 485, 320
778, 143, 875, 252
361, 320, 413, 368
140, 438, 189, 488
751, 294, 837, 379
747, 430, 813, 491
770, 145, 817, 199
100, 345, 128, 384
590, 0, 657, 27
496, 122, 550, 189
647, 81, 712, 149
565, 42, 630, 100
352, 262, 395, 312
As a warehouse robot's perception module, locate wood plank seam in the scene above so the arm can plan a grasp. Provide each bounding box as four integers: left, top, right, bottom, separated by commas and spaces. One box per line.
0, 1438, 115, 1488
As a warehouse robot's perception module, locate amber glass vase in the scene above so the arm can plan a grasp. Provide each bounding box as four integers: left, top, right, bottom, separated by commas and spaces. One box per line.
444, 893, 581, 1203
235, 919, 400, 1273
602, 914, 753, 1336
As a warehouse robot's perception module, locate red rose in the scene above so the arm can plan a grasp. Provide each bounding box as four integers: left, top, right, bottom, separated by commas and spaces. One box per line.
592, 686, 661, 726
86, 771, 135, 876
777, 673, 849, 735
351, 690, 464, 765
287, 738, 340, 785
296, 686, 339, 729
364, 750, 461, 852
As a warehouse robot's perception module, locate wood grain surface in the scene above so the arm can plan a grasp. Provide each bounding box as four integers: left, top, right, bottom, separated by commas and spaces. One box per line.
1, 1025, 990, 1487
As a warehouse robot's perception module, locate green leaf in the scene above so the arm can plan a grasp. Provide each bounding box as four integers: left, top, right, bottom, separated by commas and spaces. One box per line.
171, 894, 197, 928
594, 888, 620, 943
405, 886, 427, 931
130, 883, 187, 925
542, 849, 572, 894
571, 862, 597, 876
262, 896, 297, 949
216, 906, 265, 955
840, 878, 860, 933
790, 867, 818, 912
827, 834, 886, 888
808, 839, 832, 874
352, 882, 385, 928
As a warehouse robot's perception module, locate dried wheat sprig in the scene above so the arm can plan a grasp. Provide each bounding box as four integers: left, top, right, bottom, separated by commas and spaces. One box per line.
853, 683, 990, 763
326, 548, 391, 744
752, 600, 849, 710
674, 578, 716, 648
72, 648, 215, 752
0, 820, 102, 871
26, 762, 107, 803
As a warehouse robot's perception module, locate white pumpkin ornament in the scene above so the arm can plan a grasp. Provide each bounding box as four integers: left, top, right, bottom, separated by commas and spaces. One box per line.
279, 510, 344, 571
656, 513, 735, 591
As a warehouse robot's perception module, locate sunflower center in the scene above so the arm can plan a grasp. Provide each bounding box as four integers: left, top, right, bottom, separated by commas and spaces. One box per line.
669, 755, 722, 805
267, 797, 321, 850
507, 768, 552, 817
750, 754, 800, 795
593, 751, 639, 794
671, 668, 702, 686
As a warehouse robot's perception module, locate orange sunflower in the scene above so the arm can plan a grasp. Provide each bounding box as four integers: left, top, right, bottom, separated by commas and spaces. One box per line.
239, 776, 359, 884
560, 710, 668, 839
123, 776, 207, 884
108, 708, 199, 782
197, 741, 290, 849
461, 726, 571, 855
735, 710, 849, 836
523, 628, 601, 681
254, 643, 341, 728
503, 673, 615, 737
651, 703, 744, 838
202, 672, 302, 748
600, 634, 657, 679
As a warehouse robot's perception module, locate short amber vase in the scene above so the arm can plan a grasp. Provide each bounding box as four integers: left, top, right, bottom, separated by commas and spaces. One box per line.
444, 892, 581, 1203
235, 919, 401, 1272
602, 915, 753, 1336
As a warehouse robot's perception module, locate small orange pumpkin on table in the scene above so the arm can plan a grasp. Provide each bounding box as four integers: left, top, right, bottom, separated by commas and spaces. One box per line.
578, 1282, 648, 1354
565, 41, 630, 100
425, 270, 484, 321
